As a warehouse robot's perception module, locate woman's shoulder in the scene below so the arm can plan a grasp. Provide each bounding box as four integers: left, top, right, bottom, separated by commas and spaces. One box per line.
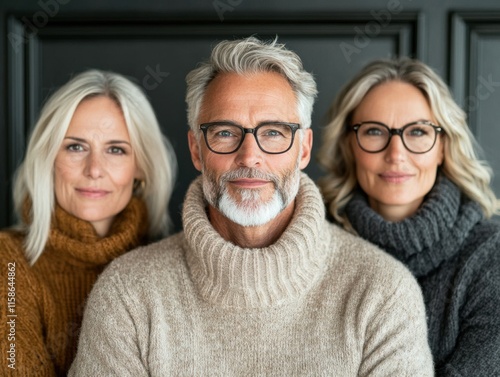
464, 218, 500, 256
0, 229, 41, 292
451, 218, 500, 285
0, 229, 26, 260
473, 217, 500, 234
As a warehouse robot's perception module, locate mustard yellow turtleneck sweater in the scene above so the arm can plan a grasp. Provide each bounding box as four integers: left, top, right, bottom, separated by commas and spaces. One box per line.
0, 197, 148, 376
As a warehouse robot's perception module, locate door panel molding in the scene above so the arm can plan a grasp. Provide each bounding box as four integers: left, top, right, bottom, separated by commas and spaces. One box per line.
4, 11, 423, 228
450, 11, 500, 133
450, 11, 500, 195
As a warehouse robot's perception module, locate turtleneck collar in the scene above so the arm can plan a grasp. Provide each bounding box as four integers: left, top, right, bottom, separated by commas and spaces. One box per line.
182, 173, 330, 309
345, 175, 483, 277
44, 196, 149, 268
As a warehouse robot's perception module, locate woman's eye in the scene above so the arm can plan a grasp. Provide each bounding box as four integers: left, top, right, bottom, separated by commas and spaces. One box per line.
109, 146, 125, 154
67, 144, 84, 152
365, 128, 384, 136
407, 128, 426, 137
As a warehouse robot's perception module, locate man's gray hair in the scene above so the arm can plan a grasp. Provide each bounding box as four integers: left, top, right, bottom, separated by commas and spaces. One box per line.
185, 36, 317, 133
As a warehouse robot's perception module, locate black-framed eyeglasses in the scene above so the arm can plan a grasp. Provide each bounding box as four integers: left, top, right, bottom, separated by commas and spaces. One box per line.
350, 120, 444, 154
199, 121, 301, 154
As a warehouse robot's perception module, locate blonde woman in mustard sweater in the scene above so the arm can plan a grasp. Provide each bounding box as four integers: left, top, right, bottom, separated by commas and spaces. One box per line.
0, 70, 176, 376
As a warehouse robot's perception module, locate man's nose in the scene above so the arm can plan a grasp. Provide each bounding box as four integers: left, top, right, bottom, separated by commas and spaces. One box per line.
234, 131, 263, 167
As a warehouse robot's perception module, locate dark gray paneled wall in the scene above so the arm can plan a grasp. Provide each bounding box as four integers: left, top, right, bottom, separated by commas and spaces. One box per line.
1, 0, 500, 232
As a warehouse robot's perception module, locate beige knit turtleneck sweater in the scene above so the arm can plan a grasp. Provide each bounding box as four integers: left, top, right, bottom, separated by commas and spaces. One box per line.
0, 197, 148, 376
70, 174, 433, 376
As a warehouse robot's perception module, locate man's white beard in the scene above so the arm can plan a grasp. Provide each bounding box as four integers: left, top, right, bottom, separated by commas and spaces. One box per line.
218, 182, 285, 226
202, 164, 301, 227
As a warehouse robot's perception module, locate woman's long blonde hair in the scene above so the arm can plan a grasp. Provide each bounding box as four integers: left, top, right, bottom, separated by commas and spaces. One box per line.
14, 70, 177, 265
317, 57, 499, 231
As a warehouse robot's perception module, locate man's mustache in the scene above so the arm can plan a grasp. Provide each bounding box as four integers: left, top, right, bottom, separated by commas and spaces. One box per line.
219, 168, 279, 186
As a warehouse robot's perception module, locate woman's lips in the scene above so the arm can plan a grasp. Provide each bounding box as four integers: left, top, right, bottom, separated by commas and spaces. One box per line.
75, 188, 111, 198
379, 172, 414, 183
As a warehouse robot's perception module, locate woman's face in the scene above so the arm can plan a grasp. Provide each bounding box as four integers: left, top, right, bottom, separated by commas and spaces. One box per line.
350, 80, 444, 221
54, 96, 140, 236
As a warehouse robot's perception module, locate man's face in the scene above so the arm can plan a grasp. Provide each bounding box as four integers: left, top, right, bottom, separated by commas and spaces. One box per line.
188, 71, 312, 226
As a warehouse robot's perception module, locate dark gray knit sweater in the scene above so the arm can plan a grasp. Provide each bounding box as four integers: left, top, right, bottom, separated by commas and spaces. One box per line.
345, 176, 500, 376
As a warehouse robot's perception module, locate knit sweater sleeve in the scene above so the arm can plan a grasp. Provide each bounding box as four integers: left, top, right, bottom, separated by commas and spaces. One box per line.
68, 260, 149, 376
437, 235, 500, 376
0, 233, 56, 376
358, 266, 434, 377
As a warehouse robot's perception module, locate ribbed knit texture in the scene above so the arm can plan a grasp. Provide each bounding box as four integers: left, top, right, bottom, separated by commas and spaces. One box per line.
345, 175, 500, 375
183, 172, 329, 309
70, 174, 433, 376
0, 197, 148, 376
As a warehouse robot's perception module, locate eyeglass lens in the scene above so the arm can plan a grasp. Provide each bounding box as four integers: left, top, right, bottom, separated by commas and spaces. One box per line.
204, 123, 295, 154
356, 122, 438, 153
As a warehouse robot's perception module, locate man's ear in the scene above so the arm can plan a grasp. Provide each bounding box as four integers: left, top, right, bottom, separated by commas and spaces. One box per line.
299, 128, 313, 170
188, 130, 203, 172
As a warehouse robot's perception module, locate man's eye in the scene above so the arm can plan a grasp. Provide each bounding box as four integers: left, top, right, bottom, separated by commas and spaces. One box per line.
262, 129, 283, 137
216, 130, 234, 137
259, 124, 291, 138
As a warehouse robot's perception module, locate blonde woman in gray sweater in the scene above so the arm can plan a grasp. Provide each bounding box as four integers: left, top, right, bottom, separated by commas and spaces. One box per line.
317, 58, 500, 375
70, 37, 433, 376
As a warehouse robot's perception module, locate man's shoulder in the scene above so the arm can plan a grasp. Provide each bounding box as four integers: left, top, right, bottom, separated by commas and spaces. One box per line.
103, 231, 187, 281
325, 222, 418, 290
326, 222, 399, 264
320, 223, 426, 327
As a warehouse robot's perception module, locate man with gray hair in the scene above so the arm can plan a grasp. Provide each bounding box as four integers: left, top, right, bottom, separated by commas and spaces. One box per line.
70, 37, 433, 376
